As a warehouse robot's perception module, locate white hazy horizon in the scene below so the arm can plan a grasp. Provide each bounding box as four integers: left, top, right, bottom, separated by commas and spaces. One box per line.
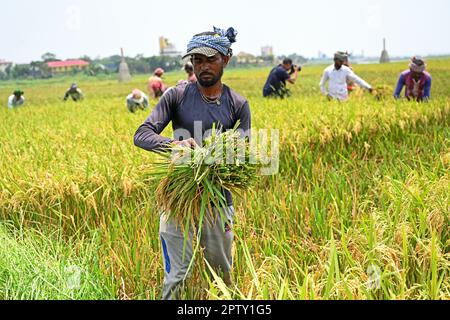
2, 0, 450, 63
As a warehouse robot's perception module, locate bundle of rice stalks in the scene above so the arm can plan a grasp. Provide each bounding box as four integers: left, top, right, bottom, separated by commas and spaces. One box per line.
152, 125, 260, 229
372, 84, 393, 101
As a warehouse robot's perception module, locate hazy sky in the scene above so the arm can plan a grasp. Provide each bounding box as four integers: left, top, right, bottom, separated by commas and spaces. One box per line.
2, 0, 450, 63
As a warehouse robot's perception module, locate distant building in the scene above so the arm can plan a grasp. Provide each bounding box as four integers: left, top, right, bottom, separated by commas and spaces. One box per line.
236, 52, 259, 64
47, 60, 89, 74
159, 37, 181, 57
0, 59, 12, 73
261, 46, 274, 57
379, 38, 390, 63
118, 48, 131, 83
317, 51, 328, 60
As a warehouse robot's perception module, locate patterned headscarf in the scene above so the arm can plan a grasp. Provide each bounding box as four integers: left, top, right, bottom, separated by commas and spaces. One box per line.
409, 57, 426, 73
183, 27, 238, 58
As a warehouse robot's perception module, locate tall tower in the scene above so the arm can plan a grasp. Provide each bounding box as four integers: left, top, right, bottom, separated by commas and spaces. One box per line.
118, 48, 131, 82
379, 38, 390, 64
159, 37, 168, 55
159, 36, 181, 57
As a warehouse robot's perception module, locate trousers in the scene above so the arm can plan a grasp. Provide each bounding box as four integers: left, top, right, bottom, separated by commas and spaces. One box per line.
159, 206, 235, 300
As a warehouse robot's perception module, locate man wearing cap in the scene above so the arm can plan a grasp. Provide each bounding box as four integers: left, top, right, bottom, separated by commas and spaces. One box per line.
126, 89, 149, 113
63, 83, 84, 102
8, 90, 25, 109
147, 68, 168, 99
178, 62, 197, 86
394, 57, 432, 102
320, 51, 373, 101
263, 58, 300, 98
342, 53, 356, 93
134, 26, 251, 300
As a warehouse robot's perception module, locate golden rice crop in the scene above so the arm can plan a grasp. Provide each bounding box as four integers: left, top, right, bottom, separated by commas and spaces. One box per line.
0, 59, 449, 299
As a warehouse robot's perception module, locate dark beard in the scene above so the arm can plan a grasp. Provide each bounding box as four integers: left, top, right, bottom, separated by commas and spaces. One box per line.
197, 68, 223, 88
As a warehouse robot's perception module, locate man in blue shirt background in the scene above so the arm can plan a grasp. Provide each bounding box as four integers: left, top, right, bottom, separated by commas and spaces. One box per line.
263, 58, 300, 98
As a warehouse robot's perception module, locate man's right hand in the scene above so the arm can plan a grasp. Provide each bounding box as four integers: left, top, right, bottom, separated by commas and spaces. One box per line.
172, 138, 198, 149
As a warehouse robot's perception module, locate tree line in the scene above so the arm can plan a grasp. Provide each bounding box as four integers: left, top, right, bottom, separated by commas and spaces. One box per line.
0, 52, 308, 81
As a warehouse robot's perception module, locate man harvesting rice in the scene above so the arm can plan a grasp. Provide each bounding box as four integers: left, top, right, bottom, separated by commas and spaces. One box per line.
134, 26, 251, 300
320, 51, 373, 101
147, 68, 168, 99
63, 83, 84, 102
126, 89, 149, 113
178, 62, 197, 85
394, 57, 432, 102
342, 52, 356, 93
7, 89, 25, 109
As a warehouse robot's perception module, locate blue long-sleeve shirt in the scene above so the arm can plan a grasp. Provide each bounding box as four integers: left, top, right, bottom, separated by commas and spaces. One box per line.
394, 70, 432, 101
134, 83, 251, 206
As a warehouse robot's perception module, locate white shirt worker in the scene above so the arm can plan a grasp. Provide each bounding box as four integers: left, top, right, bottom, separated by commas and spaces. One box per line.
320, 65, 372, 101
8, 95, 25, 109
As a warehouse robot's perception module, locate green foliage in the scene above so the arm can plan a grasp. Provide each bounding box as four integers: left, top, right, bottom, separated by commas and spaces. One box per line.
0, 223, 115, 300
41, 52, 58, 63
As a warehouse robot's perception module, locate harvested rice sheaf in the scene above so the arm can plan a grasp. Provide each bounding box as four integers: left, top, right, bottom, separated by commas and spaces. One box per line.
373, 84, 393, 101
153, 126, 261, 227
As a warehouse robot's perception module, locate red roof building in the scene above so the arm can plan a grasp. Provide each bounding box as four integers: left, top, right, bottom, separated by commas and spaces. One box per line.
47, 60, 89, 73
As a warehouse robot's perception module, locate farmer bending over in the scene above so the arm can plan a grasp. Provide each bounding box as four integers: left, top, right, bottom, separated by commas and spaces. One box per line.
320, 51, 373, 101
342, 53, 356, 93
126, 89, 149, 113
134, 26, 251, 300
394, 57, 432, 102
8, 89, 25, 109
64, 83, 84, 102
147, 68, 168, 99
263, 58, 300, 98
178, 62, 197, 85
